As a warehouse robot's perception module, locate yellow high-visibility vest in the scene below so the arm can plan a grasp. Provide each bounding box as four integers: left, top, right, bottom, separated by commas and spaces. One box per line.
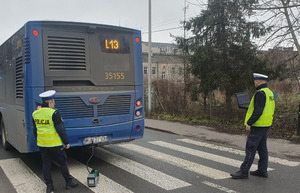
33, 108, 63, 147
244, 88, 275, 127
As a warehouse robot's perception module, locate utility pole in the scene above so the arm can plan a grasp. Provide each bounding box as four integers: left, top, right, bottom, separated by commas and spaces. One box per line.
183, 0, 187, 101
148, 0, 152, 116
184, 0, 186, 41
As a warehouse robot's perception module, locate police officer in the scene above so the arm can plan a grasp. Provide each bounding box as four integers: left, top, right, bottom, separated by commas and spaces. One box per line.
230, 73, 275, 179
33, 90, 78, 192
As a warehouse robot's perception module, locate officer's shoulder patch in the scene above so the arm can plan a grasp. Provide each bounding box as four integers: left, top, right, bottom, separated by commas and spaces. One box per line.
52, 110, 59, 116
256, 89, 266, 96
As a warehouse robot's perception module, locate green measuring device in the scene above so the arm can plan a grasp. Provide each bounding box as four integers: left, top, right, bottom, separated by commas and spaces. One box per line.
87, 169, 99, 187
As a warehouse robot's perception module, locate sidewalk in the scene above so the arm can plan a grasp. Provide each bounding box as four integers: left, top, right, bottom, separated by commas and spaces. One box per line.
145, 118, 300, 160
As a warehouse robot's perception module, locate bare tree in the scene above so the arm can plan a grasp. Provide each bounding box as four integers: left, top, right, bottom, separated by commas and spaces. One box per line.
248, 0, 300, 55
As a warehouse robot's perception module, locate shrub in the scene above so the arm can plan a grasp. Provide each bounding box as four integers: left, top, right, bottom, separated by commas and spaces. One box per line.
149, 79, 300, 143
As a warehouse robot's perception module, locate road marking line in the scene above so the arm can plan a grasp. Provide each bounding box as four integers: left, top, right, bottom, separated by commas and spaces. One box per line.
68, 158, 133, 193
203, 181, 239, 193
178, 138, 300, 167
0, 158, 46, 193
95, 148, 191, 190
118, 143, 230, 180
149, 141, 274, 171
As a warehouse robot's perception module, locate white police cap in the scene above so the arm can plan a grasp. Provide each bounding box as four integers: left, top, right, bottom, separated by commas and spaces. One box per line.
39, 90, 56, 101
253, 73, 268, 80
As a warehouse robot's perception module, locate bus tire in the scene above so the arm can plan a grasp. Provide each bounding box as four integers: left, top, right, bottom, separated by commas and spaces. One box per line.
1, 119, 11, 150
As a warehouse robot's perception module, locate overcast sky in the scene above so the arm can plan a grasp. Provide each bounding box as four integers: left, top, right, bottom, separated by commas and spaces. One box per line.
0, 0, 201, 45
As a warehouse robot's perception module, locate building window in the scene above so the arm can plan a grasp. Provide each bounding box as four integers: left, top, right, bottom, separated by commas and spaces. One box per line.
162, 72, 166, 79
160, 48, 166, 55
144, 67, 148, 74
179, 67, 183, 75
172, 67, 175, 74
152, 67, 156, 74
173, 48, 179, 55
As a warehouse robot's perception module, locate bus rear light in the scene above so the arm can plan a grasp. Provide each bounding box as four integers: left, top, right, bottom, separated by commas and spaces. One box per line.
136, 125, 140, 131
135, 37, 140, 43
136, 100, 142, 107
33, 30, 39, 36
135, 110, 141, 117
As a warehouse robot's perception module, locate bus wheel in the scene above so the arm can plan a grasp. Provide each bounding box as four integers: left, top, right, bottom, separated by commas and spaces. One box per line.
1, 119, 11, 150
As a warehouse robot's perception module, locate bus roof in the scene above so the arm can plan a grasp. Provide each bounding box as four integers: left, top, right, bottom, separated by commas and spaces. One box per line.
25, 20, 141, 33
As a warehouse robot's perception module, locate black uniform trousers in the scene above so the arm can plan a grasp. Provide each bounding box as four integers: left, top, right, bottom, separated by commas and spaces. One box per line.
240, 126, 269, 174
39, 146, 72, 186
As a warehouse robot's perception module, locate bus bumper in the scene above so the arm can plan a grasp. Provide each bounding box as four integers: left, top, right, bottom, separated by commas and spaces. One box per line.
66, 119, 144, 147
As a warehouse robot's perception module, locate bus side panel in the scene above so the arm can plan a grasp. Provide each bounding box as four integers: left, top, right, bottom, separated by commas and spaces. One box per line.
0, 38, 7, 123
0, 26, 31, 152
0, 37, 7, 141
131, 85, 144, 139
133, 30, 143, 87
24, 21, 45, 152
131, 31, 144, 139
3, 36, 16, 147
13, 27, 28, 153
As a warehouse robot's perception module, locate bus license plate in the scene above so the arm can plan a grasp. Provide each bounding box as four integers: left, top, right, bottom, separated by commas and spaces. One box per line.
83, 136, 108, 145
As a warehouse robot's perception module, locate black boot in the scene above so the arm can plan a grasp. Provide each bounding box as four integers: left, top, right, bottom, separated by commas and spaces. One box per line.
66, 181, 79, 190
46, 184, 54, 193
250, 170, 268, 178
230, 171, 248, 179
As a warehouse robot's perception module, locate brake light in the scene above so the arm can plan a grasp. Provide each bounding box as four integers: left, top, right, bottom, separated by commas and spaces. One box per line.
135, 37, 140, 43
136, 100, 142, 107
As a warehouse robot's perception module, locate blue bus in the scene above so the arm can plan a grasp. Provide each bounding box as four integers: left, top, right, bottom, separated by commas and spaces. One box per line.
0, 21, 144, 153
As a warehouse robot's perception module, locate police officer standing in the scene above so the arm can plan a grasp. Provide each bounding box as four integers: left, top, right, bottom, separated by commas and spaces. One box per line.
230, 73, 275, 179
33, 90, 78, 192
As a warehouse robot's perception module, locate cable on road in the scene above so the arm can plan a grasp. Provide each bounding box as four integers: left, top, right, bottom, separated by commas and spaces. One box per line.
86, 145, 96, 173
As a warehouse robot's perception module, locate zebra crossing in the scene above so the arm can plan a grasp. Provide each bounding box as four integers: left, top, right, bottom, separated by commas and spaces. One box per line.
0, 138, 299, 193
93, 148, 191, 190
0, 158, 46, 193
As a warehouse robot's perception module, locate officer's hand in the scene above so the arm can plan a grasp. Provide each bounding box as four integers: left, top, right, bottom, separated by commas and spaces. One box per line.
65, 144, 70, 149
246, 125, 251, 131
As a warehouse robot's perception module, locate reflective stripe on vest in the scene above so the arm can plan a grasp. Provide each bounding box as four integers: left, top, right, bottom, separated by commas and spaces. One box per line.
32, 108, 63, 147
244, 88, 275, 127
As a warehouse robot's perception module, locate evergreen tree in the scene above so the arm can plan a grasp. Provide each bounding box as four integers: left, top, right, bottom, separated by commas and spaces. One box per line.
177, 0, 275, 108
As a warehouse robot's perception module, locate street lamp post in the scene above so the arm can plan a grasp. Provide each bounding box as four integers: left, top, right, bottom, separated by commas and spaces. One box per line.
148, 0, 152, 116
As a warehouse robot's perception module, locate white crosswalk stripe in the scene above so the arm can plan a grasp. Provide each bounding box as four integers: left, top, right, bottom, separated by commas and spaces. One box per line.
68, 158, 133, 193
149, 141, 274, 171
94, 148, 191, 190
117, 143, 230, 180
177, 138, 300, 167
202, 181, 239, 193
0, 158, 46, 193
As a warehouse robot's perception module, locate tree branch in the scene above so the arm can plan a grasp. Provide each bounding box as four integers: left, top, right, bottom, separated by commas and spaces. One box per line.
251, 4, 300, 10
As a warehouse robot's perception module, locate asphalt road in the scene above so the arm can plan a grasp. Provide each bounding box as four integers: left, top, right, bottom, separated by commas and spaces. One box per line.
0, 128, 300, 193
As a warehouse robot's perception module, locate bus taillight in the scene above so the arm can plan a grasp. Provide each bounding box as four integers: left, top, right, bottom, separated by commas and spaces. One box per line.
135, 37, 140, 43
136, 100, 142, 107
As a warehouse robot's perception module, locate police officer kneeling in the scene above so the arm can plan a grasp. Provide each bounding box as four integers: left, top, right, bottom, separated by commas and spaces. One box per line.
33, 90, 78, 193
230, 73, 275, 179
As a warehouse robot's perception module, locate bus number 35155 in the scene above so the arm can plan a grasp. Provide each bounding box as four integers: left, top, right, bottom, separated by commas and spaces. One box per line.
105, 72, 125, 80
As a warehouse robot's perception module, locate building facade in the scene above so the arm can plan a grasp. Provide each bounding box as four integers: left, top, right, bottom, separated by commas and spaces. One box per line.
142, 42, 184, 85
